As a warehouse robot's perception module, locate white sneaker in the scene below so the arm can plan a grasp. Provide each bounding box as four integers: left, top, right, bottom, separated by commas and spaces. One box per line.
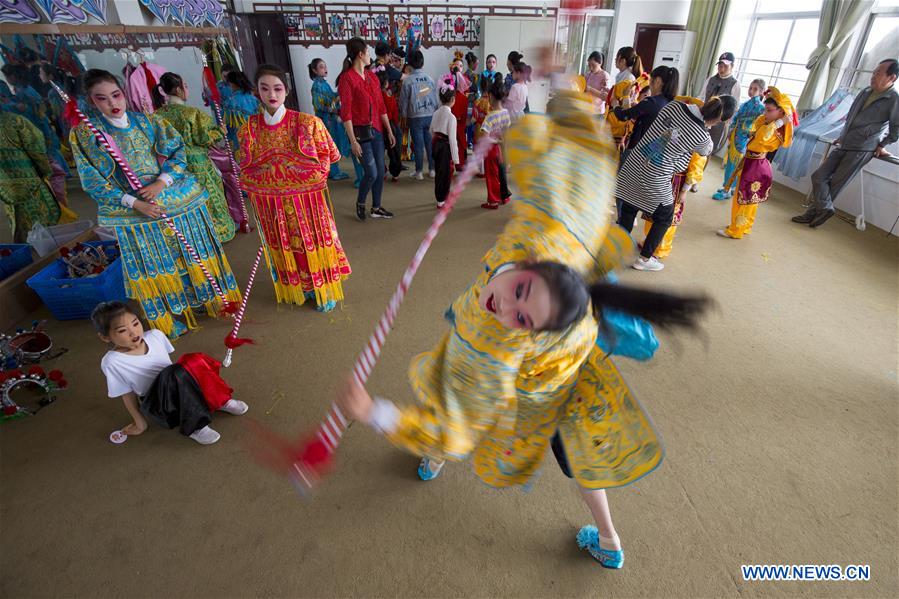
408, 170, 423, 180
220, 399, 249, 415
436, 201, 445, 208
428, 170, 436, 178
632, 256, 665, 271
716, 229, 736, 239
189, 425, 221, 445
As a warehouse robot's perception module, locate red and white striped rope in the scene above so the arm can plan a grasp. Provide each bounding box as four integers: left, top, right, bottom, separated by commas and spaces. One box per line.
223, 245, 265, 367
294, 133, 497, 491
52, 82, 230, 304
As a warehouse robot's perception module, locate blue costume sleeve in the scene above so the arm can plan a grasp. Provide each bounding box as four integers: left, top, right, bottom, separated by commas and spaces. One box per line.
148, 114, 189, 181
595, 272, 660, 361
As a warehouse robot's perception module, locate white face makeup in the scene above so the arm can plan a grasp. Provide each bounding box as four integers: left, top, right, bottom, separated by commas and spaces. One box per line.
89, 80, 128, 119
480, 268, 554, 331
258, 74, 287, 113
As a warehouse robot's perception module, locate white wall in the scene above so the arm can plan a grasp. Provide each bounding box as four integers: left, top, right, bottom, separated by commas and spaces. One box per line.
773, 138, 899, 234
609, 0, 691, 58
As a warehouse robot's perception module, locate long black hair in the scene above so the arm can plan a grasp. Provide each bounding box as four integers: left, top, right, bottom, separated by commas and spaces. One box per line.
523, 261, 713, 334
152, 71, 183, 108
650, 66, 679, 101
615, 46, 643, 78
341, 37, 368, 77
226, 70, 253, 93
308, 58, 325, 80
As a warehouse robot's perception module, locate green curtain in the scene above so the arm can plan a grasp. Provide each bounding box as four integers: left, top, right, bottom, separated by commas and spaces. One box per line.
684, 0, 733, 98
797, 0, 874, 112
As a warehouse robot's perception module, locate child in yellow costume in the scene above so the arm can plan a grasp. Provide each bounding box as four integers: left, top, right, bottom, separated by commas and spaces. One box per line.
337, 91, 711, 570
718, 87, 795, 239
606, 72, 650, 151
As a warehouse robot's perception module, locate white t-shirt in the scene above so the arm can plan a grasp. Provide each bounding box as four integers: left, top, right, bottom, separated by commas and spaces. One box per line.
429, 105, 459, 164
100, 329, 174, 398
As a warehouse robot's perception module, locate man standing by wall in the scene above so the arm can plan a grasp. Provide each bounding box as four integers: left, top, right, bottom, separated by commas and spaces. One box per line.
703, 52, 741, 155
792, 59, 899, 228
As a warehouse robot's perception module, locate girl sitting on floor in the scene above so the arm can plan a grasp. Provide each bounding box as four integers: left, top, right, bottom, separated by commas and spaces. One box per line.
93, 301, 248, 445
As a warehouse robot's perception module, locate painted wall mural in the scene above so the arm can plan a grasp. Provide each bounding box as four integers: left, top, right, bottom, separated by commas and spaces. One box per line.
138, 0, 223, 27
0, 0, 107, 25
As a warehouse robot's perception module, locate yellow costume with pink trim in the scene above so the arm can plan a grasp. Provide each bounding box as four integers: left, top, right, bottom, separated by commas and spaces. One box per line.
724, 87, 795, 239
384, 92, 662, 489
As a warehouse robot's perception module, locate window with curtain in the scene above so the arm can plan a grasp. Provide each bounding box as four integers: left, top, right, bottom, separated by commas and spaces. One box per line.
842, 0, 899, 90
729, 0, 823, 104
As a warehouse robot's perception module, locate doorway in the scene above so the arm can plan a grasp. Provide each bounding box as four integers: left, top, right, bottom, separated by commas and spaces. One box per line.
634, 23, 685, 71
243, 13, 299, 110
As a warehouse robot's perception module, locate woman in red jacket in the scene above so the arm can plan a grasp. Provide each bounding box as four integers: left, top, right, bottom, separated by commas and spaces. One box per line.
337, 37, 397, 222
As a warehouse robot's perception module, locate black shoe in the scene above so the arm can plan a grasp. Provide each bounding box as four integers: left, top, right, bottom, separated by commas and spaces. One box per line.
809, 209, 835, 228
356, 204, 366, 222
791, 212, 815, 224
371, 206, 394, 219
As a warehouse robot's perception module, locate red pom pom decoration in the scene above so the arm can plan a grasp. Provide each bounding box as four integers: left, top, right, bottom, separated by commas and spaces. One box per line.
59, 247, 70, 258
28, 365, 45, 377
2, 405, 17, 416
295, 437, 334, 473
63, 99, 82, 128
221, 301, 240, 316
58, 379, 68, 389
48, 370, 64, 382
224, 334, 255, 349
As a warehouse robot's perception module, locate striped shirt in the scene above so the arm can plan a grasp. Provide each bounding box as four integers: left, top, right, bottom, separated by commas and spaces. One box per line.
615, 101, 712, 212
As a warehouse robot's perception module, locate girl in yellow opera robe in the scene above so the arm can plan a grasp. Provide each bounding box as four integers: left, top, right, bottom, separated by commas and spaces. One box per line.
720, 87, 795, 239
335, 92, 712, 570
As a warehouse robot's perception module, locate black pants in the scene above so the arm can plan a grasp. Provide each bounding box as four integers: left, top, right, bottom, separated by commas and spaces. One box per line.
551, 432, 573, 478
386, 122, 403, 178
432, 133, 452, 204
141, 364, 212, 436
617, 199, 675, 259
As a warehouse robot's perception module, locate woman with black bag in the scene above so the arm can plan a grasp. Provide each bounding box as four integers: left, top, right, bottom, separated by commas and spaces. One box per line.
338, 37, 397, 222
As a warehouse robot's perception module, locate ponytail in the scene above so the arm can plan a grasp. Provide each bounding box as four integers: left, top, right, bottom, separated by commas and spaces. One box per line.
522, 261, 713, 334
341, 37, 368, 81
152, 72, 183, 108
587, 282, 712, 333
308, 58, 324, 80
615, 47, 643, 78
631, 54, 643, 78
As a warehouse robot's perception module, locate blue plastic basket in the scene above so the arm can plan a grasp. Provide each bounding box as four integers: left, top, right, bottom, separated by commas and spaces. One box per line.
0, 244, 33, 281
26, 241, 127, 320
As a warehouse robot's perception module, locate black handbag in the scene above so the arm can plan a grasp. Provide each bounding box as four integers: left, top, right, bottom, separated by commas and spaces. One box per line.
353, 124, 374, 143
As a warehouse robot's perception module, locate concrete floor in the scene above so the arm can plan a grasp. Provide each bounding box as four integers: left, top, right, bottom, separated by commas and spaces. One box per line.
1, 156, 897, 598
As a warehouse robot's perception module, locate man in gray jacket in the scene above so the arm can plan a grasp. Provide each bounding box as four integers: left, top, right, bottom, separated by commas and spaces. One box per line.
703, 52, 742, 155
400, 50, 439, 179
793, 59, 899, 228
